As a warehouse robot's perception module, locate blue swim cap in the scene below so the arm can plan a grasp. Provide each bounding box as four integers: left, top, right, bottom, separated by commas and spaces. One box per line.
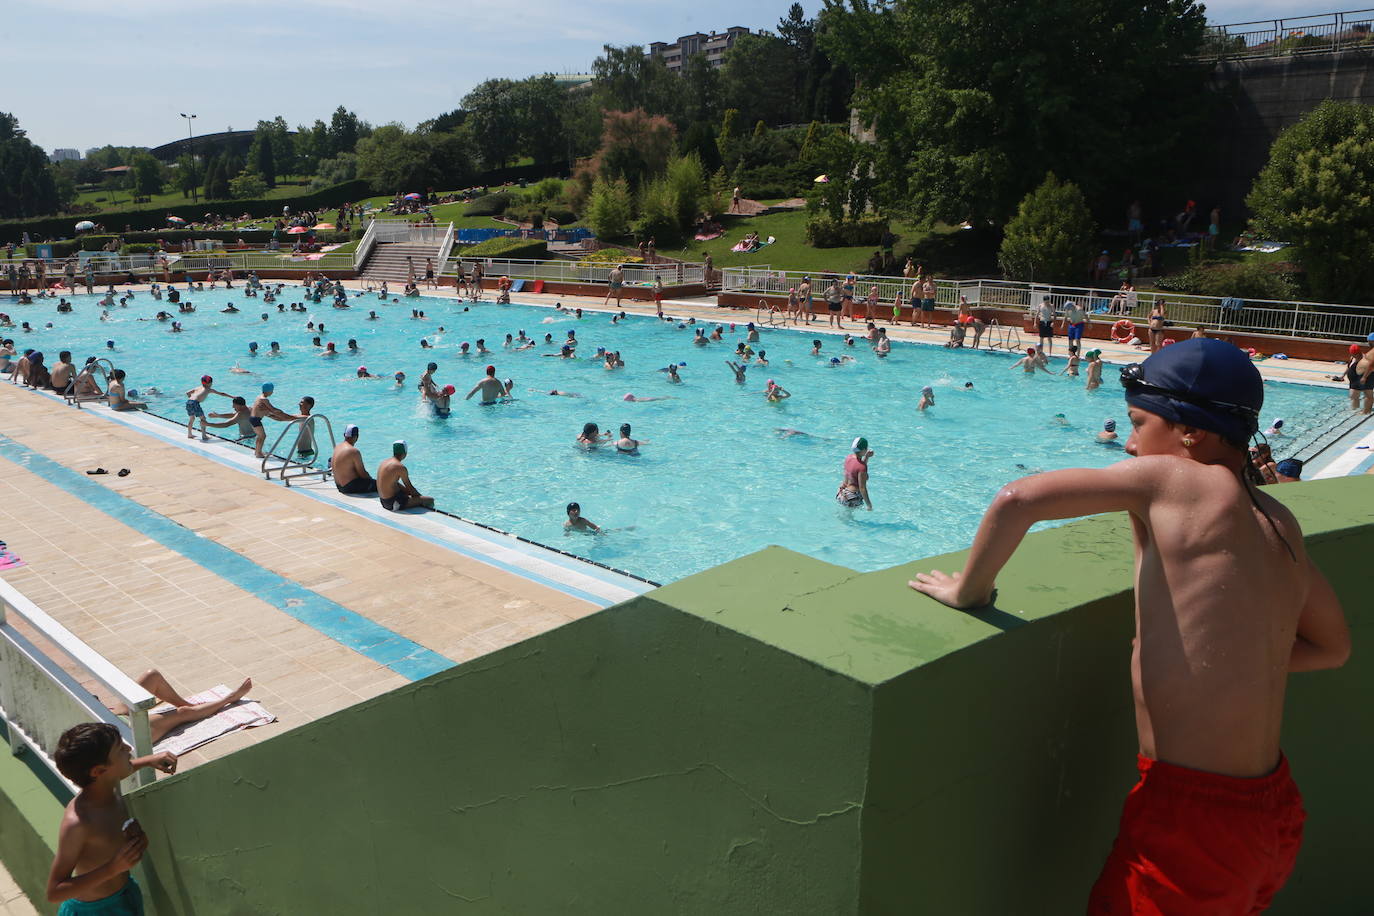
105, 340, 114, 348
127, 389, 138, 398
249, 341, 258, 348
830, 357, 840, 364
1122, 338, 1261, 447
262, 382, 274, 394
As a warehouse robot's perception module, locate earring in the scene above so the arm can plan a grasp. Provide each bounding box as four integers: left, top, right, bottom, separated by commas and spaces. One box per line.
1183, 437, 1194, 447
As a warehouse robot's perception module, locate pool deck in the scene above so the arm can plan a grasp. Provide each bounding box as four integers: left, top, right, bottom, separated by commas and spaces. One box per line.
0, 379, 601, 772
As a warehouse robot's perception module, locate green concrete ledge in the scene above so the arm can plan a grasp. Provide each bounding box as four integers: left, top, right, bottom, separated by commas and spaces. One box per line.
100, 476, 1372, 913
0, 723, 68, 915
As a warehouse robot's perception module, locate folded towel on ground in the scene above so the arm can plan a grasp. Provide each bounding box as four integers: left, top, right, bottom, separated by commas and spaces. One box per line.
153, 685, 276, 757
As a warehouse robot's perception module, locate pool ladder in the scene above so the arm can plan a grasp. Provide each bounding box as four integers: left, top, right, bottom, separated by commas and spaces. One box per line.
986, 319, 1023, 351
261, 415, 336, 486
62, 358, 118, 408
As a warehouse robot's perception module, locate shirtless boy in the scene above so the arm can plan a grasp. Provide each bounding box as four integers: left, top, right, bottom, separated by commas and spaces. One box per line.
250, 383, 297, 459
1085, 349, 1104, 391
47, 723, 177, 914
909, 339, 1350, 912
185, 374, 230, 441
331, 424, 376, 494
377, 440, 434, 511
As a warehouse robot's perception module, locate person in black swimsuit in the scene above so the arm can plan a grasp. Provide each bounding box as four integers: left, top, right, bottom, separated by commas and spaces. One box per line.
1346, 344, 1373, 414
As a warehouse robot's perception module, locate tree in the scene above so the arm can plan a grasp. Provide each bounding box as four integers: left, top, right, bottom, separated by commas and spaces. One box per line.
997, 173, 1097, 284
822, 0, 1207, 224
229, 169, 268, 200
595, 109, 676, 191
310, 152, 358, 189
203, 156, 230, 200
0, 111, 59, 218
805, 129, 877, 221
514, 75, 571, 167
355, 124, 476, 193
680, 53, 722, 128
462, 79, 522, 169
592, 45, 680, 122
719, 33, 798, 129
664, 153, 708, 230
1247, 101, 1374, 304
295, 119, 330, 175
585, 176, 633, 238
130, 152, 163, 196
250, 130, 276, 188
328, 106, 362, 157
174, 154, 202, 199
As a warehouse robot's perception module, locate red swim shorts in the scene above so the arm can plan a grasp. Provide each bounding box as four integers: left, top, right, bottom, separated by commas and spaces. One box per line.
1087, 753, 1305, 915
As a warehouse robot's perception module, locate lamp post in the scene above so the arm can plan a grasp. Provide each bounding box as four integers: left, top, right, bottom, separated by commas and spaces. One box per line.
180, 113, 197, 202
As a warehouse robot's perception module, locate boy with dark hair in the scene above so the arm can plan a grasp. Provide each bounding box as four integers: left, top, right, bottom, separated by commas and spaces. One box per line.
47, 723, 176, 914
909, 339, 1350, 912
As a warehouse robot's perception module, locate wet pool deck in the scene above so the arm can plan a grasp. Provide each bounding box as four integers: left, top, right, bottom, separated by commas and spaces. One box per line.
0, 284, 1355, 775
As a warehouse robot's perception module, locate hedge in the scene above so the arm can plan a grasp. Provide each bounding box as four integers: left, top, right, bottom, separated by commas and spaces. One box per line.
458, 236, 548, 259
464, 192, 513, 217
805, 215, 890, 248
0, 179, 373, 244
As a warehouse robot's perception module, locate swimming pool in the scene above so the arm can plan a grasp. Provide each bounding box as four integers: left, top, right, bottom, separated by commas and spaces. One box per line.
8, 289, 1334, 583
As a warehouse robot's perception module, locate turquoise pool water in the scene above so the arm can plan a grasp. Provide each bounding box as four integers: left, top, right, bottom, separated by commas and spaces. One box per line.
9, 289, 1332, 583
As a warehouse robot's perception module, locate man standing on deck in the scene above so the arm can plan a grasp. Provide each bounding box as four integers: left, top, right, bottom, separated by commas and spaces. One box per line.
331, 424, 376, 494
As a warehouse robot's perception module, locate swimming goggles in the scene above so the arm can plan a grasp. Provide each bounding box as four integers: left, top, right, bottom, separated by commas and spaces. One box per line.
1119, 363, 1260, 423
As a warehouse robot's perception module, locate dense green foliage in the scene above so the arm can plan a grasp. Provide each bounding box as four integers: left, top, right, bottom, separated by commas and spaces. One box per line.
1246, 101, 1374, 304
0, 113, 60, 218
355, 124, 476, 195
997, 174, 1097, 284
585, 177, 633, 239
464, 193, 512, 217
1155, 257, 1298, 301
459, 236, 548, 259
805, 215, 889, 248
821, 0, 1208, 225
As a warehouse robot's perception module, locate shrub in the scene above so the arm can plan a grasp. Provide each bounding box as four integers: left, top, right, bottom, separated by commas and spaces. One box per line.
545, 206, 576, 225
634, 177, 678, 239
1155, 258, 1298, 301
459, 236, 548, 259
229, 170, 269, 200
464, 192, 512, 217
997, 173, 1096, 284
585, 177, 632, 239
120, 243, 162, 255
528, 178, 565, 203
805, 215, 889, 248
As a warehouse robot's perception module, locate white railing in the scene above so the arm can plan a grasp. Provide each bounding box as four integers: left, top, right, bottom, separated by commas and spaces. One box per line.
719, 268, 1374, 343
446, 257, 706, 288
1200, 9, 1374, 60
0, 578, 157, 792
18, 251, 357, 280
354, 219, 378, 270
434, 222, 456, 276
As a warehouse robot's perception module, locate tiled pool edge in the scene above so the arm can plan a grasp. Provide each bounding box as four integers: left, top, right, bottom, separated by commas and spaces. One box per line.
9, 384, 652, 608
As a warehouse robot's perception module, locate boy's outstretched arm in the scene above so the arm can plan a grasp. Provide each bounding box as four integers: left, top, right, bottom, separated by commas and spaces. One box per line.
909, 461, 1158, 610
1290, 556, 1351, 672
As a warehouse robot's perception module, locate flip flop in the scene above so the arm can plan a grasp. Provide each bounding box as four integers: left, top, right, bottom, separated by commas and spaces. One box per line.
117, 469, 131, 477
85, 468, 108, 475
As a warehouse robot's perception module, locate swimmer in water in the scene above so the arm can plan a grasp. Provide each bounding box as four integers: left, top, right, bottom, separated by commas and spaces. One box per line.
659, 364, 683, 383
622, 393, 675, 402
229, 364, 253, 375
765, 379, 791, 402
811, 339, 823, 356
725, 360, 748, 383
577, 422, 612, 447
1084, 349, 1104, 391
1099, 418, 1119, 442
1010, 347, 1053, 374
564, 502, 600, 533
1062, 345, 1081, 377
356, 366, 381, 379
547, 390, 582, 397
873, 329, 891, 357
754, 350, 768, 366
615, 423, 647, 454
918, 386, 935, 411
394, 371, 406, 387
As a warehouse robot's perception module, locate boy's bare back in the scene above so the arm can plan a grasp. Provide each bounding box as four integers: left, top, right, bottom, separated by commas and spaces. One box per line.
1128, 457, 1312, 777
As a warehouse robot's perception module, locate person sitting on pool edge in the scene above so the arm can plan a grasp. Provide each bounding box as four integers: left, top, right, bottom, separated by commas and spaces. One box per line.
330, 424, 376, 494
376, 440, 434, 512
908, 338, 1350, 913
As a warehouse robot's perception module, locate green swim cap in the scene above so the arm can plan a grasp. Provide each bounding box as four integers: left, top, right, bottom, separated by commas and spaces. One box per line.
392, 439, 407, 458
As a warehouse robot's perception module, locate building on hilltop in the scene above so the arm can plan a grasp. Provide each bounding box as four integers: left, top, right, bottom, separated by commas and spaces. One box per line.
647, 27, 751, 72
49, 148, 81, 163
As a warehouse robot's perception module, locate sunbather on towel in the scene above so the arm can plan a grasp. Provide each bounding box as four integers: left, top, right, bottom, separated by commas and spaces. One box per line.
107, 670, 253, 743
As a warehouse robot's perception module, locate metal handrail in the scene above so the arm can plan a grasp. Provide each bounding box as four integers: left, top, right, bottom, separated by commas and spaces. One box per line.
1199, 9, 1374, 60
63, 361, 112, 408
446, 256, 707, 287
354, 218, 378, 270
0, 578, 158, 791
434, 222, 456, 278
260, 414, 336, 486
720, 269, 1374, 344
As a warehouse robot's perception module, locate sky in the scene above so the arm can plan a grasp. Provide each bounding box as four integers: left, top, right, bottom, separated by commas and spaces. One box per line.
5, 0, 1348, 155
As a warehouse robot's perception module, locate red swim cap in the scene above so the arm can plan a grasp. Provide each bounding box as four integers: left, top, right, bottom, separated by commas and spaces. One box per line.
486, 364, 495, 375
201, 374, 212, 384
1351, 344, 1363, 354
442, 384, 456, 395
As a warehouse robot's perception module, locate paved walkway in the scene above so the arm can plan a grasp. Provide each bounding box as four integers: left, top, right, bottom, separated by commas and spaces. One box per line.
0, 382, 598, 771
0, 859, 36, 916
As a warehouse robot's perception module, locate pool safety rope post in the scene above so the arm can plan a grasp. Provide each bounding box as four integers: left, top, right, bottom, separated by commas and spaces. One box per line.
261, 414, 336, 487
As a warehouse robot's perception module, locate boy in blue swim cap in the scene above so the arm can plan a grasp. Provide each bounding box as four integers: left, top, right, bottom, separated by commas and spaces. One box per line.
909, 338, 1349, 912
250, 382, 296, 458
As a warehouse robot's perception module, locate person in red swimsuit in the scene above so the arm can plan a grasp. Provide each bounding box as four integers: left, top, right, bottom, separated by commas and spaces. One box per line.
909, 339, 1350, 913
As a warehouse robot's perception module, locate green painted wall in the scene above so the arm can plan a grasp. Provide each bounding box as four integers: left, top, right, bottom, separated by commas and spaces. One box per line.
113, 477, 1370, 914
0, 722, 66, 915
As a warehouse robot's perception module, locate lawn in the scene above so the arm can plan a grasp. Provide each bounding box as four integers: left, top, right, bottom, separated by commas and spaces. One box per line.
73, 177, 314, 214
674, 209, 939, 276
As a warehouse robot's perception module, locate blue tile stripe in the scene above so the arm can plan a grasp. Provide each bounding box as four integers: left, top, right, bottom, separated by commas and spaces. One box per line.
0, 432, 452, 681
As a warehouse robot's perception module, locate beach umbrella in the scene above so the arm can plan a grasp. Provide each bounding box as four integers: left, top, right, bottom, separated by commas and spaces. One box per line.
75, 220, 96, 231
403, 193, 422, 200
286, 226, 308, 234
814, 174, 830, 183
167, 215, 186, 224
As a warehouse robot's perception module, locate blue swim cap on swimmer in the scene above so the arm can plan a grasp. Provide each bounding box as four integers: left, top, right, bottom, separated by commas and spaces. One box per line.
1121, 338, 1262, 447
105, 340, 114, 348
262, 383, 274, 394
